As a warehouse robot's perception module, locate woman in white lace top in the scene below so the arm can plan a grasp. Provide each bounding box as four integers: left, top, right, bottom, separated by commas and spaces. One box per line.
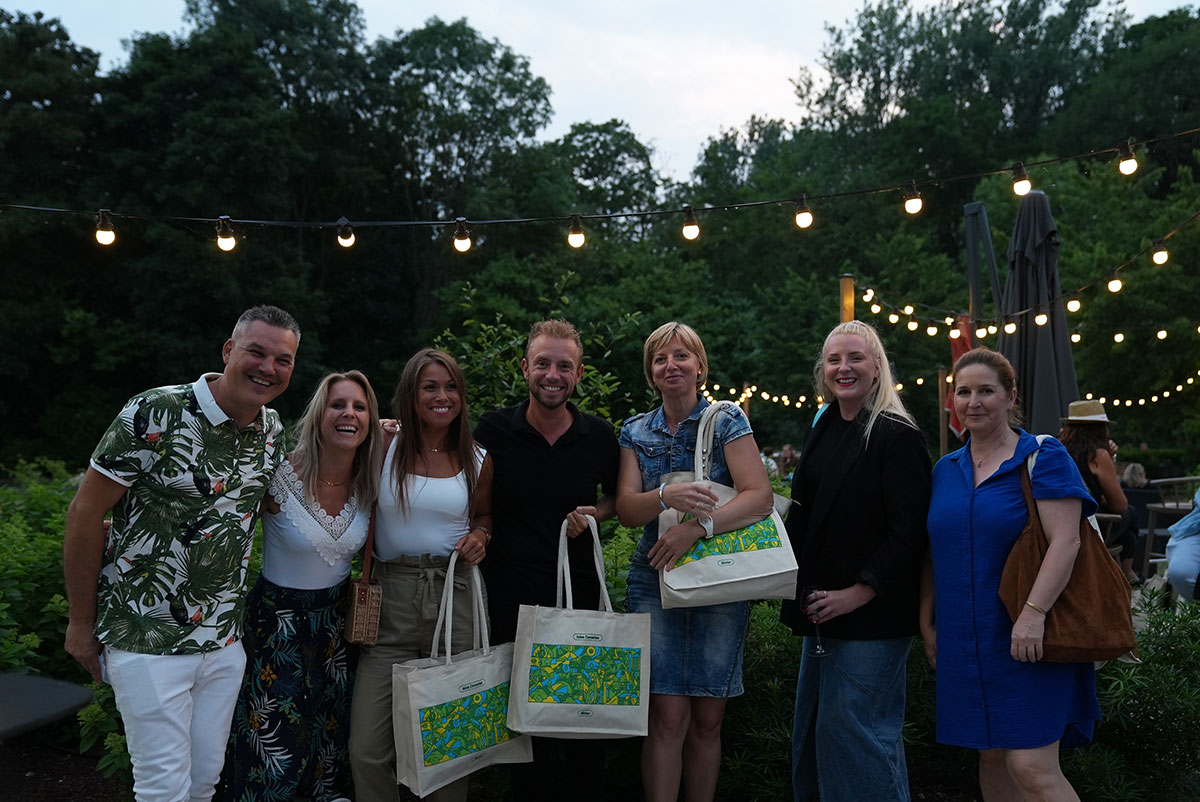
223, 370, 384, 802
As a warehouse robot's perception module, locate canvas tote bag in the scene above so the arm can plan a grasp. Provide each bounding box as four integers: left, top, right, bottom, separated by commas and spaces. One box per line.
508, 515, 651, 738
392, 552, 532, 797
657, 400, 798, 608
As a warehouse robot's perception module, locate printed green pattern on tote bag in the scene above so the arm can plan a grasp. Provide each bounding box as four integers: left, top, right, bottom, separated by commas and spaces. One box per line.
419, 682, 520, 766
674, 517, 783, 568
527, 643, 642, 705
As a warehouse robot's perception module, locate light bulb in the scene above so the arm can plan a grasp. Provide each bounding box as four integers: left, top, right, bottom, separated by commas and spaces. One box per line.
903, 181, 922, 215
988, 324, 998, 334
1004, 321, 1017, 334
1011, 162, 1031, 196
949, 328, 961, 339
888, 313, 899, 324
216, 215, 236, 252
453, 217, 472, 253
794, 195, 814, 229
1114, 332, 1125, 343
902, 304, 914, 315
916, 377, 925, 385
895, 383, 904, 391
1066, 297, 1081, 313
1035, 312, 1048, 326
944, 316, 954, 326
1151, 240, 1168, 265
976, 327, 988, 339
95, 209, 116, 245
870, 303, 882, 314
567, 214, 585, 248
336, 216, 355, 248
926, 325, 938, 336
1118, 141, 1138, 175
1071, 331, 1081, 343
681, 204, 700, 240
1107, 276, 1123, 293
907, 320, 919, 331
862, 287, 874, 302
1157, 329, 1168, 339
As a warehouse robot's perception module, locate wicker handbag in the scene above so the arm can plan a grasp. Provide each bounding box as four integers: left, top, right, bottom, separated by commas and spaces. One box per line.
998, 438, 1137, 662
345, 504, 382, 645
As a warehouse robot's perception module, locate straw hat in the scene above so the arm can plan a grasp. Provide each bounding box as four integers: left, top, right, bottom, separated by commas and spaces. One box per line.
1063, 399, 1112, 424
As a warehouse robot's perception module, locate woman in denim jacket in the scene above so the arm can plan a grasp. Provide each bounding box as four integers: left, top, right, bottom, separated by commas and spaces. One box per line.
616, 321, 773, 802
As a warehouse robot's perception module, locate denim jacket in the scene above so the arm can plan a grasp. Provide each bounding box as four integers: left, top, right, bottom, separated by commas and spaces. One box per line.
619, 396, 753, 550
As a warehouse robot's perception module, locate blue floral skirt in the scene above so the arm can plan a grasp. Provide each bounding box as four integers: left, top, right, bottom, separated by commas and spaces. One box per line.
224, 576, 352, 802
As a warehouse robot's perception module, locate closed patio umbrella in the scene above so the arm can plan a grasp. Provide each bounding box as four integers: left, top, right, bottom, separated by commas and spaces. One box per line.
995, 190, 1079, 435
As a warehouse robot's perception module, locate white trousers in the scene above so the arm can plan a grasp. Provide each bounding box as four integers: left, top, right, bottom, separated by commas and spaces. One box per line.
105, 641, 246, 802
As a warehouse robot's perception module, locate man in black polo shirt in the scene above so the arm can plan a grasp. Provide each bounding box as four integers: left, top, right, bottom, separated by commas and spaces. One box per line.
474, 318, 619, 802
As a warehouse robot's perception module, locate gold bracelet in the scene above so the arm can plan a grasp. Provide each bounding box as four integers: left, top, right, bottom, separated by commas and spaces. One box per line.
1025, 600, 1048, 615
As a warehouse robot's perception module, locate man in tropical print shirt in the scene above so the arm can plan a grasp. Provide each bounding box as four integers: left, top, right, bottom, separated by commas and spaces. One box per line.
63, 305, 300, 802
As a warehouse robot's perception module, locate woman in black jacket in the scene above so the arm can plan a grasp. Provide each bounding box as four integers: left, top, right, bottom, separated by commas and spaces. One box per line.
781, 321, 931, 802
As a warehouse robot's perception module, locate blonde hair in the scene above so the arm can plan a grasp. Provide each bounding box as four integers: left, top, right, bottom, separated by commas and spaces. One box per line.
642, 321, 708, 395
813, 320, 915, 443
291, 370, 383, 508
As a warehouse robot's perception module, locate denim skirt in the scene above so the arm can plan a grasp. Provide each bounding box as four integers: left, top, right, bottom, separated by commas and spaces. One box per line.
626, 547, 749, 697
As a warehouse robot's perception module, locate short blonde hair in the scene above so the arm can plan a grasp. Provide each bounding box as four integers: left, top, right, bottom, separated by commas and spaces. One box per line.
642, 321, 708, 395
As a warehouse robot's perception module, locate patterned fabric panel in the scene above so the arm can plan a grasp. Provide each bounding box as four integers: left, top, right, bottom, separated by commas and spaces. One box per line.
674, 517, 782, 567
527, 644, 642, 705
419, 682, 518, 766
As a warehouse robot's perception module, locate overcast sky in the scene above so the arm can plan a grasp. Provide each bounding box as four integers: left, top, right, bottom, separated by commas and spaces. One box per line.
11, 0, 1191, 180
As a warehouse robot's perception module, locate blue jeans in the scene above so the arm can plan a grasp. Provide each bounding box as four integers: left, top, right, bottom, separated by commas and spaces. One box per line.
792, 636, 912, 802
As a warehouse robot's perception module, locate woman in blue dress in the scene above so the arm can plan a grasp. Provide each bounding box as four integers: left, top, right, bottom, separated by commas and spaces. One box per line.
922, 348, 1099, 802
616, 321, 773, 802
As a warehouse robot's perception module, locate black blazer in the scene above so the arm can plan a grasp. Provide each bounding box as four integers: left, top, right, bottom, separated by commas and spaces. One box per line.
780, 401, 932, 640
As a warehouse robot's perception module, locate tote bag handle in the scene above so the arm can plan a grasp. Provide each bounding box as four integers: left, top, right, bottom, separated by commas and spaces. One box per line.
427, 550, 489, 664
553, 515, 613, 613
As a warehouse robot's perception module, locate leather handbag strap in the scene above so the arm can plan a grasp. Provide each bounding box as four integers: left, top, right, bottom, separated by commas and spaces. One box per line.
359, 503, 377, 583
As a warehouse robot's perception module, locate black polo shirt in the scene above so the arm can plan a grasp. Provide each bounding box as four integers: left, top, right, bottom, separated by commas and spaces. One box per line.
474, 399, 619, 641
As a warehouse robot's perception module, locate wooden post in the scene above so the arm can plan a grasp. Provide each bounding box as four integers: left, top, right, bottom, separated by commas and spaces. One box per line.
938, 368, 948, 456
839, 274, 855, 323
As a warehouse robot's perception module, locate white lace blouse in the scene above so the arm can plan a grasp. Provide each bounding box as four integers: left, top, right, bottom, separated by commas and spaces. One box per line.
259, 461, 369, 590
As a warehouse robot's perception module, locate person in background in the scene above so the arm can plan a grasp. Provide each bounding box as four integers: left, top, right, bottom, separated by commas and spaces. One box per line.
778, 443, 799, 480
616, 321, 773, 802
474, 319, 619, 802
224, 370, 382, 802
348, 348, 492, 802
924, 348, 1098, 802
781, 320, 930, 802
1122, 462, 1148, 488
64, 305, 300, 802
1058, 401, 1140, 584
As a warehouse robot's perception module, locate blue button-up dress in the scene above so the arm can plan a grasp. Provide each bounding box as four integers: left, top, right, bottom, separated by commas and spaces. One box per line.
927, 430, 1101, 749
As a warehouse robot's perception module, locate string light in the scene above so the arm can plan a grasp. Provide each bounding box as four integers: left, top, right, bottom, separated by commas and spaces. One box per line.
1107, 273, 1123, 293
1118, 141, 1139, 176
975, 326, 988, 339
1034, 308, 1048, 326
903, 181, 923, 215
216, 216, 237, 252
336, 216, 355, 248
1114, 332, 1125, 343
862, 287, 875, 302
794, 195, 814, 229
949, 328, 961, 339
1157, 329, 1168, 340
1004, 318, 1017, 335
94, 209, 115, 246
1151, 239, 1169, 265
870, 303, 882, 314
987, 324, 998, 334
1011, 163, 1032, 196
681, 205, 700, 240
926, 325, 938, 336
907, 320, 919, 331
944, 316, 954, 326
567, 214, 585, 248
902, 304, 914, 315
1071, 330, 1081, 343
1066, 295, 1081, 313
452, 217, 472, 253
888, 313, 900, 324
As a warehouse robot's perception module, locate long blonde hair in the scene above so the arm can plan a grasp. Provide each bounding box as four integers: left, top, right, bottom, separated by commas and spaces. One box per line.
291, 370, 383, 508
389, 348, 480, 515
813, 320, 915, 443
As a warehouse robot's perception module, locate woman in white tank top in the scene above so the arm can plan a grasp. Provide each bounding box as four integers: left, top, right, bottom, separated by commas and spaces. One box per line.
348, 348, 494, 802
225, 370, 384, 802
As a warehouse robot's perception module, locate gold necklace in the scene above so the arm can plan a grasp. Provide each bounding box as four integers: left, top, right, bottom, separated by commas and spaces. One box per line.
972, 434, 1012, 468
317, 474, 351, 487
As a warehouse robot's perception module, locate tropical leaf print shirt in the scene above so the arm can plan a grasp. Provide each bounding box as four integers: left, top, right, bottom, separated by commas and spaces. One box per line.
90, 374, 285, 655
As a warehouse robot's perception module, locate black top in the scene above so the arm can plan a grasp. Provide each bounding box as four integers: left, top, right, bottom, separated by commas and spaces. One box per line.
474, 400, 619, 637
780, 401, 932, 640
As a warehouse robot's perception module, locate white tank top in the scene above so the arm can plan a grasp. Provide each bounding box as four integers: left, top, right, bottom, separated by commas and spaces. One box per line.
374, 438, 485, 560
